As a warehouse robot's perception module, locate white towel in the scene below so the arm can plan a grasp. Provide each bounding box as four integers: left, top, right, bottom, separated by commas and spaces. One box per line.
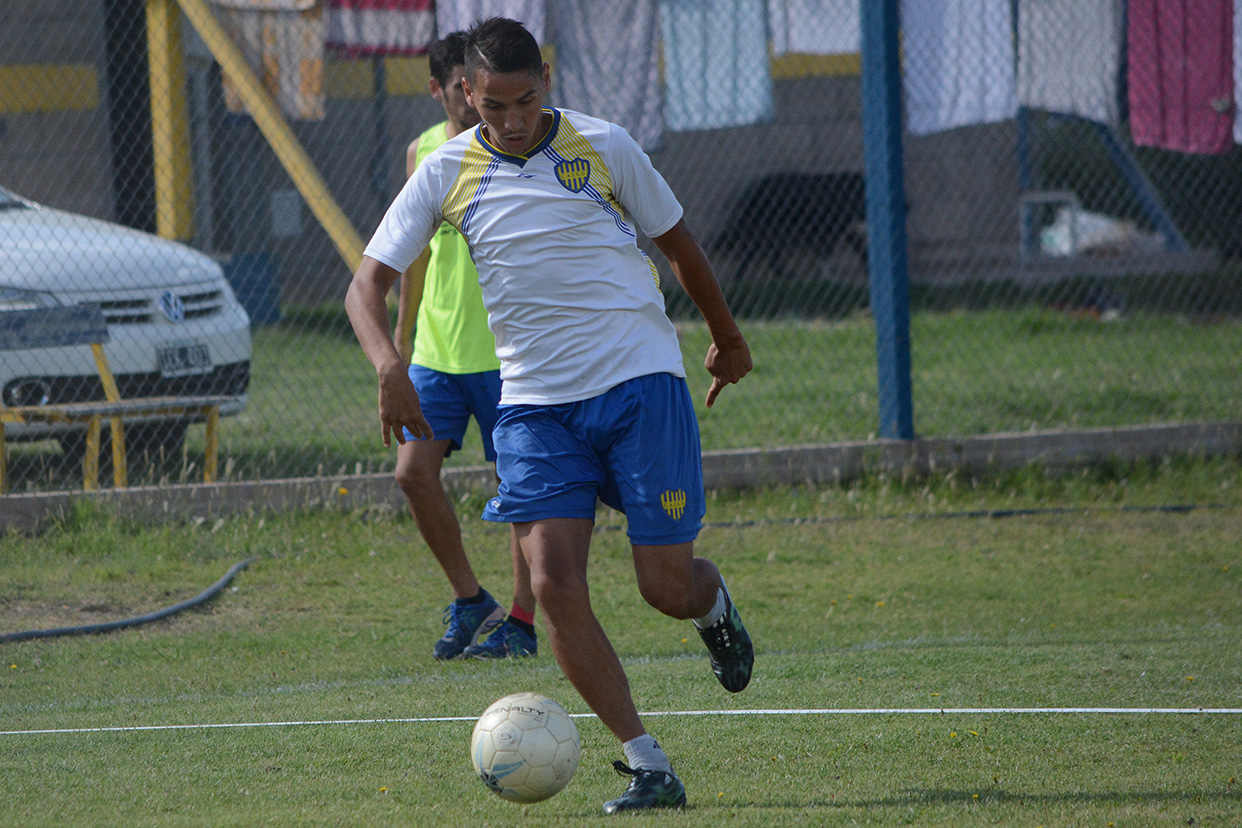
1017, 0, 1122, 125
1235, 0, 1242, 143
548, 0, 664, 151
325, 0, 435, 57
768, 0, 859, 56
435, 0, 548, 43
660, 0, 774, 132
902, 0, 1017, 136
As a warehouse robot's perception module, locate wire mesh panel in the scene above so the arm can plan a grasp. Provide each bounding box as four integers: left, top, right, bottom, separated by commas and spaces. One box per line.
902, 0, 1242, 438
1, 1, 1239, 494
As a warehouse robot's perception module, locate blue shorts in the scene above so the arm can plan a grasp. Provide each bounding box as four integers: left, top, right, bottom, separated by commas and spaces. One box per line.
482, 373, 706, 546
402, 365, 503, 460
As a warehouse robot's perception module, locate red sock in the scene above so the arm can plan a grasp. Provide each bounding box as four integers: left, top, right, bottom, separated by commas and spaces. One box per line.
509, 604, 535, 625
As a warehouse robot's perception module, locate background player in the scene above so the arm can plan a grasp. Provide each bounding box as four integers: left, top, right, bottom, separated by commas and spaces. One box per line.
392, 32, 536, 661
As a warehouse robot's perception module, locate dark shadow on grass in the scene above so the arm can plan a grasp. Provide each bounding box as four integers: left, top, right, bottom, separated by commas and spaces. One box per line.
837, 787, 1240, 809
733, 787, 1240, 810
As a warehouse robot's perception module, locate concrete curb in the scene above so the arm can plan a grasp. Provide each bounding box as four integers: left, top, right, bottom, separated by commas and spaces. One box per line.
2, 420, 1239, 534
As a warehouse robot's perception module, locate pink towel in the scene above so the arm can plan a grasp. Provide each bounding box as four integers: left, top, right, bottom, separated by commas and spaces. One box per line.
1128, 0, 1235, 154
325, 0, 435, 57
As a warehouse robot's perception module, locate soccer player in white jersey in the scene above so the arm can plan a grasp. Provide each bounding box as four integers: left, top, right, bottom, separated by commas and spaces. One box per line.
345, 17, 755, 814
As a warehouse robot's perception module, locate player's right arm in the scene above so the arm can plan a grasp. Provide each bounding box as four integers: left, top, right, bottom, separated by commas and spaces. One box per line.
393, 137, 432, 364
352, 142, 446, 443
346, 256, 433, 447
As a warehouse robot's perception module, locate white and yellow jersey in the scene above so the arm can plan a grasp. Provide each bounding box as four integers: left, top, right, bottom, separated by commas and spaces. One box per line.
365, 108, 686, 405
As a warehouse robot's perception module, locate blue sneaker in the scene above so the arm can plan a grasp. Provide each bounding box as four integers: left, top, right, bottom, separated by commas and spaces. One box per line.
463, 619, 537, 659
696, 587, 754, 692
433, 590, 504, 660
602, 761, 686, 814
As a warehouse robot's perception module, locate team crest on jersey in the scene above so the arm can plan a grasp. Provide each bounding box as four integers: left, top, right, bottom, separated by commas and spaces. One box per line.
555, 158, 591, 193
660, 489, 687, 520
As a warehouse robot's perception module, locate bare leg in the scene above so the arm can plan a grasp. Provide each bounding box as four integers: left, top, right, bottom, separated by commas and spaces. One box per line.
635, 541, 754, 694
395, 438, 480, 599
509, 526, 536, 615
631, 542, 722, 620
517, 518, 645, 742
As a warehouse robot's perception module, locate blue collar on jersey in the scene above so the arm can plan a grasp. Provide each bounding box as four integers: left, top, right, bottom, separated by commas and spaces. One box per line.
475, 108, 560, 167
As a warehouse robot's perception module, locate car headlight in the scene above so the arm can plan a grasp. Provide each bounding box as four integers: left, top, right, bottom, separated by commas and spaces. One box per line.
0, 286, 61, 311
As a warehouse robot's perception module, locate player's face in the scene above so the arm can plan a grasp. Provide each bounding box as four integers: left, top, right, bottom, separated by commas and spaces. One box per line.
463, 64, 551, 157
432, 65, 480, 133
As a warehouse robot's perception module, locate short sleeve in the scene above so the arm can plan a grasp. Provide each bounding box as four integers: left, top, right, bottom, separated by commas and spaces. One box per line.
363, 158, 444, 273
606, 123, 683, 239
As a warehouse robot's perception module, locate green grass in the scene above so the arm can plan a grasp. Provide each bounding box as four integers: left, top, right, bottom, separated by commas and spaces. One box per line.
2, 458, 1241, 826
5, 300, 1242, 492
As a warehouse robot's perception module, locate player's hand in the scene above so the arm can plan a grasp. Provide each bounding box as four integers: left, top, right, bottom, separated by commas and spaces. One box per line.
704, 335, 752, 408
377, 363, 433, 446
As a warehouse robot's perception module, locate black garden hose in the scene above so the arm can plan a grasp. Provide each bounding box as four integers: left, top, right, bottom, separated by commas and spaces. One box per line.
0, 558, 255, 644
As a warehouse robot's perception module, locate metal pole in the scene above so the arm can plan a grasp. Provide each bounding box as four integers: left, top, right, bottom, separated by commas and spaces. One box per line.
860, 0, 914, 439
146, 0, 195, 240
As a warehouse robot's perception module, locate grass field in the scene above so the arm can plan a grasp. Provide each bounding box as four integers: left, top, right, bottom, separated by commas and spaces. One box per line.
4, 303, 1241, 493
3, 458, 1240, 826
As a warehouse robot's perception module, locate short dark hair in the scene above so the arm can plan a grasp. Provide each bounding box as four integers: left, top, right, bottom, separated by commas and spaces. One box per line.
428, 31, 469, 87
464, 17, 542, 80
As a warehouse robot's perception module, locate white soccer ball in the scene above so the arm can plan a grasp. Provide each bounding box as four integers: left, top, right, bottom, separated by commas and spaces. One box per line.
470, 691, 581, 803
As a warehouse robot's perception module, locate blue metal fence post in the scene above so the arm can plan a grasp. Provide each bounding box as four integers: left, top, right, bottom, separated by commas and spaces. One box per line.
860, 0, 915, 439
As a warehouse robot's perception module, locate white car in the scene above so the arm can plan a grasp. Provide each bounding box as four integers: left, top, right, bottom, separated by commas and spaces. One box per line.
0, 185, 251, 459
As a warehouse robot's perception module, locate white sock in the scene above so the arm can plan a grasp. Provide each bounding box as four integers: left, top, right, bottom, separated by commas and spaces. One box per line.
622, 734, 673, 775
692, 585, 727, 630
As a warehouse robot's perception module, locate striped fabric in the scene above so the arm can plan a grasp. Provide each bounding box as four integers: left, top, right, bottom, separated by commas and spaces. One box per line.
214, 1, 327, 121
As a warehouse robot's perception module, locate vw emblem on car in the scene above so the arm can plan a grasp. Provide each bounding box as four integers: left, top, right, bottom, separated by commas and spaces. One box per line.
158, 290, 186, 323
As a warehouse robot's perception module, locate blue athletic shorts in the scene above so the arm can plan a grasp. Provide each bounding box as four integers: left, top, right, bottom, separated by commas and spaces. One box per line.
482, 372, 706, 545
402, 365, 503, 460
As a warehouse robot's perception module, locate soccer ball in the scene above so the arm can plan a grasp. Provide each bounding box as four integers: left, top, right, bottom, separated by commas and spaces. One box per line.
471, 692, 581, 803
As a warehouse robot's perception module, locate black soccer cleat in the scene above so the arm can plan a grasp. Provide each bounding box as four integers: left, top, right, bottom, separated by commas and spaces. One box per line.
602, 761, 687, 814
696, 587, 754, 692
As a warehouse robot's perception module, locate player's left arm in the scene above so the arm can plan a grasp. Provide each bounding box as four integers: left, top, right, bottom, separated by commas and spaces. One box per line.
394, 246, 430, 365
652, 219, 752, 407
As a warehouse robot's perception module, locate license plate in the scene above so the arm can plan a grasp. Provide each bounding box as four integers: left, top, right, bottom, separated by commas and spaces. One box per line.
157, 341, 212, 377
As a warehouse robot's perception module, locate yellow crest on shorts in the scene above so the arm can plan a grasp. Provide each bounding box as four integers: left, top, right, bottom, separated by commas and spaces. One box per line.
555, 158, 591, 193
660, 489, 687, 520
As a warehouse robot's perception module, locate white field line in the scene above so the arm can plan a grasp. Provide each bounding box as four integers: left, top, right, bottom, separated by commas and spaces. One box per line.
3, 707, 1241, 736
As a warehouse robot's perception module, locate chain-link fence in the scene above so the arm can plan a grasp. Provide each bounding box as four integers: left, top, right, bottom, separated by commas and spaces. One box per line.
2, 0, 1240, 494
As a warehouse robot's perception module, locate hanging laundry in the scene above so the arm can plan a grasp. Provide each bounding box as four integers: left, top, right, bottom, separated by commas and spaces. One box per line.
213, 0, 327, 121
1236, 0, 1242, 143
1017, 0, 1122, 126
213, 0, 316, 7
901, 0, 1016, 136
660, 0, 774, 132
768, 0, 859, 57
1129, 0, 1234, 154
548, 0, 663, 151
325, 0, 435, 57
435, 0, 548, 43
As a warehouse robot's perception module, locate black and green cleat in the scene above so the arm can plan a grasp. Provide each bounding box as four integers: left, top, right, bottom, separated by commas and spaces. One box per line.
696, 588, 754, 692
602, 761, 687, 814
